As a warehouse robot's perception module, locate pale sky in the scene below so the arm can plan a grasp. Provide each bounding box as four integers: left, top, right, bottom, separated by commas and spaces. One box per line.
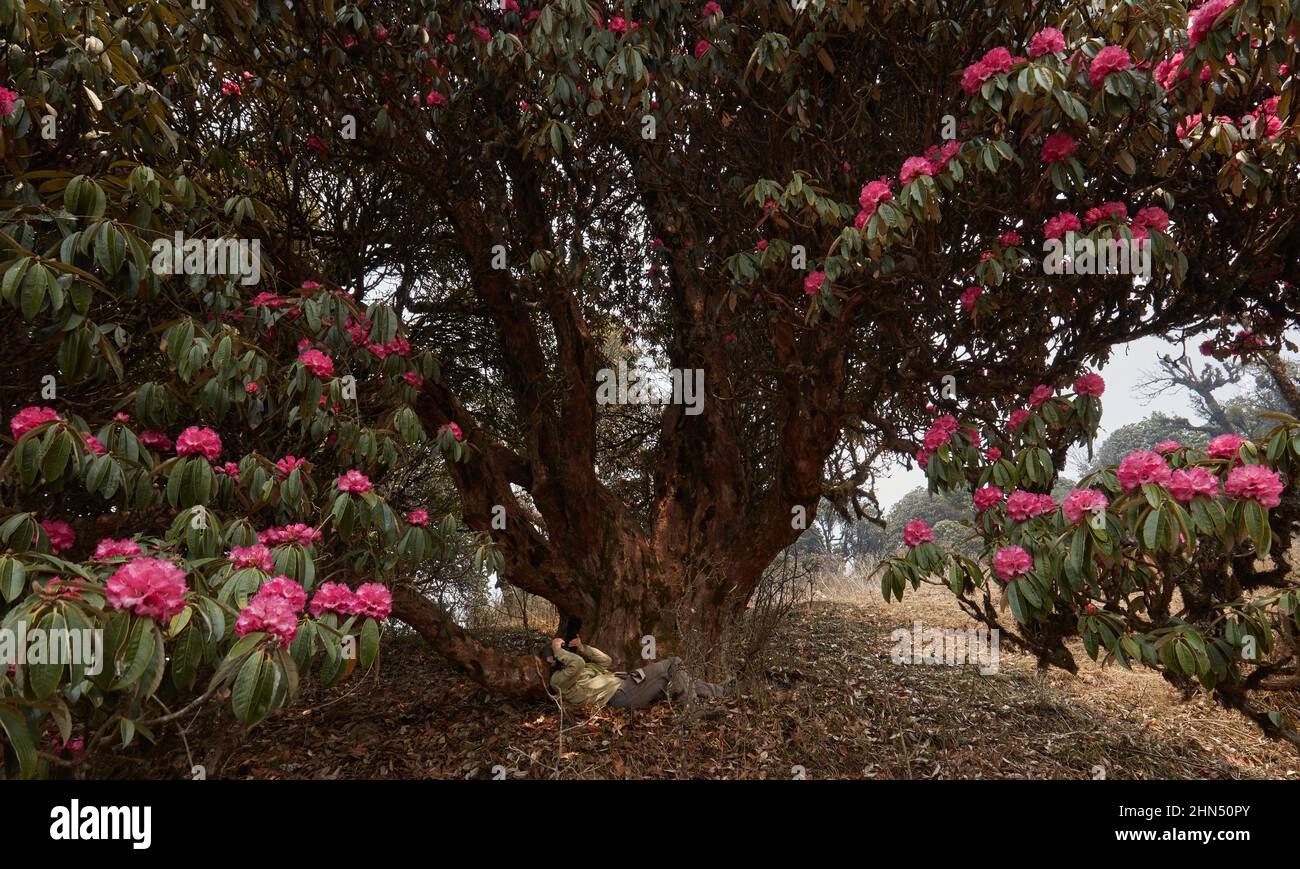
871, 332, 1260, 509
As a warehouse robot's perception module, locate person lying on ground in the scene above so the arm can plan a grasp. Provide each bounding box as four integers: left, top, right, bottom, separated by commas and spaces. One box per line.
538, 636, 728, 709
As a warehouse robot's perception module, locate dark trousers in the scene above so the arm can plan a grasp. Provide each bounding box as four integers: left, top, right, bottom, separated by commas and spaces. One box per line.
607, 657, 727, 708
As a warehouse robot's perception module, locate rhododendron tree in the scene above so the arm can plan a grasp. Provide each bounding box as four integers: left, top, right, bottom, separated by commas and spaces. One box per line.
882, 375, 1300, 745
2, 0, 1299, 772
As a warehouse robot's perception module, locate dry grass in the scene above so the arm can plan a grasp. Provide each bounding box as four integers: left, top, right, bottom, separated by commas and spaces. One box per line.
93, 580, 1300, 779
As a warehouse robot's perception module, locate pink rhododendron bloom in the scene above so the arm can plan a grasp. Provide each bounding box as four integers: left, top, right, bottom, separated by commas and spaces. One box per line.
1155, 52, 1187, 90
229, 543, 275, 572
1206, 433, 1246, 460
10, 406, 60, 439
244, 381, 259, 395
1041, 131, 1076, 163
215, 461, 239, 476
902, 519, 933, 548
1153, 439, 1183, 454
1189, 0, 1237, 48
425, 90, 446, 107
803, 271, 826, 296
1132, 207, 1170, 233
1167, 467, 1220, 503
256, 575, 307, 613
1089, 45, 1131, 87
961, 47, 1018, 95
221, 80, 241, 96
106, 558, 188, 621
1224, 464, 1284, 509
973, 486, 1004, 512
41, 520, 76, 553
235, 595, 299, 646
139, 430, 173, 450
899, 155, 935, 184
310, 582, 360, 617
986, 447, 1002, 461
1084, 201, 1128, 225
176, 426, 222, 460
1007, 408, 1031, 430
1062, 488, 1109, 523
403, 371, 424, 388
299, 349, 335, 379
1043, 211, 1081, 240
258, 523, 323, 547
702, 1, 722, 16
276, 455, 307, 480
993, 546, 1033, 582
999, 231, 1023, 247
83, 434, 106, 456
858, 178, 893, 217
94, 538, 141, 559
1007, 490, 1055, 522
1028, 28, 1066, 57
959, 286, 983, 311
1176, 113, 1204, 140
694, 39, 711, 58
1029, 384, 1054, 408
1117, 450, 1172, 491
353, 583, 394, 619
407, 508, 430, 526
1074, 373, 1105, 397
0, 86, 17, 117
337, 469, 373, 493
439, 422, 464, 441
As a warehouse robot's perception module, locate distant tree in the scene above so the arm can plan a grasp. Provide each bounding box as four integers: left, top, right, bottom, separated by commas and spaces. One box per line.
1088, 413, 1211, 473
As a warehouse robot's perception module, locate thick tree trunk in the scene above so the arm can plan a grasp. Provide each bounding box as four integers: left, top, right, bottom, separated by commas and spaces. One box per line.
390, 586, 549, 699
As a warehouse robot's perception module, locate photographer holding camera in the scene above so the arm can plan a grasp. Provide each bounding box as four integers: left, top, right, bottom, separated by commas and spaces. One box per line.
538, 635, 728, 709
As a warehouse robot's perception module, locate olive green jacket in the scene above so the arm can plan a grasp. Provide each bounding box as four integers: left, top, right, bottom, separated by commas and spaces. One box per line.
550, 644, 623, 708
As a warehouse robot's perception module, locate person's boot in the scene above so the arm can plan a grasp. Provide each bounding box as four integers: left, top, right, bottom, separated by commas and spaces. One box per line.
693, 678, 728, 699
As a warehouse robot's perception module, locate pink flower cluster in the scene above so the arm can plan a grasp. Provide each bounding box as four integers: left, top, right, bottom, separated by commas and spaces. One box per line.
1062, 488, 1109, 524
1044, 211, 1082, 240
973, 485, 1004, 512
176, 426, 222, 460
1206, 433, 1245, 460
106, 558, 188, 622
41, 520, 76, 554
856, 177, 894, 226
337, 469, 373, 493
962, 47, 1022, 95
236, 576, 306, 646
94, 538, 142, 559
1006, 490, 1056, 522
1088, 45, 1131, 87
309, 581, 393, 620
257, 523, 323, 547
993, 546, 1033, 582
1074, 373, 1105, 397
229, 543, 276, 572
1117, 450, 1172, 492
300, 349, 335, 379
406, 508, 430, 526
276, 455, 307, 479
1041, 131, 1076, 164
11, 406, 61, 439
1189, 0, 1238, 48
803, 271, 826, 296
140, 430, 172, 450
1028, 28, 1066, 58
1224, 465, 1284, 509
902, 519, 933, 548
1167, 467, 1219, 503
